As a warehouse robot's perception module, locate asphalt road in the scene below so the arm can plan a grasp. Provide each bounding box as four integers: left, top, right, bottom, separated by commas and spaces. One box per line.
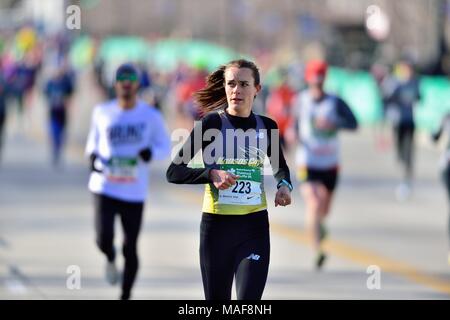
0, 70, 449, 299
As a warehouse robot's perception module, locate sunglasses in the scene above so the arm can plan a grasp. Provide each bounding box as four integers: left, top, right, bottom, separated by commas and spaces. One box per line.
116, 73, 138, 82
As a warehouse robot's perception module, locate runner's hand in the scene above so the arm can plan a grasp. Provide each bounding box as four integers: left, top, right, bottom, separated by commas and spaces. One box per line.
275, 186, 291, 207
138, 148, 152, 162
209, 169, 240, 190
90, 153, 102, 173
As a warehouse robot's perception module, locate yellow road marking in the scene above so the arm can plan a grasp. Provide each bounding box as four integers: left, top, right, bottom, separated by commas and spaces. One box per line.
271, 222, 450, 296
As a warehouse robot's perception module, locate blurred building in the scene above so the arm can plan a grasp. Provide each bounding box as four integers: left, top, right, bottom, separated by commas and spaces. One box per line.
79, 0, 450, 73
0, 0, 67, 33
1, 0, 449, 73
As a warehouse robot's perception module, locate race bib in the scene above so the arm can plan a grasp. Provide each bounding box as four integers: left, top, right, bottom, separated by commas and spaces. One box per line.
218, 164, 262, 205
105, 157, 138, 183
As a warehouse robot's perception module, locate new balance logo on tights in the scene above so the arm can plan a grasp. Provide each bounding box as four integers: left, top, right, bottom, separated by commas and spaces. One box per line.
246, 253, 260, 261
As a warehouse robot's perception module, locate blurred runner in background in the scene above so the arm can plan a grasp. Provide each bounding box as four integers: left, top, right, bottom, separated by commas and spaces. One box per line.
385, 58, 421, 201
292, 60, 358, 270
370, 62, 396, 152
43, 61, 75, 166
85, 63, 171, 300
266, 70, 296, 150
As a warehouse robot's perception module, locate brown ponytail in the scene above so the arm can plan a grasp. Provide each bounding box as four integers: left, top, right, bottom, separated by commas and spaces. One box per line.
194, 59, 260, 117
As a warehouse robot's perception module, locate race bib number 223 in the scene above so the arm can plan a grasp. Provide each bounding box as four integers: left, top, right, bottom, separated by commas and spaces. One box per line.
218, 164, 262, 206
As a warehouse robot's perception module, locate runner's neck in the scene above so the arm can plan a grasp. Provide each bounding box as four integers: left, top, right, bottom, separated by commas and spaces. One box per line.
118, 97, 137, 110
309, 87, 325, 102
226, 106, 252, 118
225, 109, 256, 130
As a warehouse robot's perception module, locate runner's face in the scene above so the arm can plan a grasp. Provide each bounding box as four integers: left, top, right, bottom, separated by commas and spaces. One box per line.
307, 77, 326, 98
115, 73, 139, 99
307, 75, 325, 89
224, 67, 260, 115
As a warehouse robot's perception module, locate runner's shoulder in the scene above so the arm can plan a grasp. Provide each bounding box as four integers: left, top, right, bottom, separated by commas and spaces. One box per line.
96, 99, 116, 109
201, 110, 221, 122
328, 94, 350, 108
92, 99, 117, 116
293, 89, 312, 106
256, 114, 278, 130
199, 110, 222, 130
137, 100, 164, 118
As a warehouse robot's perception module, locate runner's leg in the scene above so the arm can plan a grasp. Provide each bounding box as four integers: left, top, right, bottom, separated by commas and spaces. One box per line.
234, 232, 270, 300
94, 194, 116, 262
118, 201, 143, 300
200, 214, 235, 300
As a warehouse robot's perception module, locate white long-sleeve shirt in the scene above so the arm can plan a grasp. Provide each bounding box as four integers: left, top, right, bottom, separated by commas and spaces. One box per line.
294, 91, 358, 169
85, 99, 171, 202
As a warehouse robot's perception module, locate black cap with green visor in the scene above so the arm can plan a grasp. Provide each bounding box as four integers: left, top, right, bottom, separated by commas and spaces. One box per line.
115, 63, 139, 82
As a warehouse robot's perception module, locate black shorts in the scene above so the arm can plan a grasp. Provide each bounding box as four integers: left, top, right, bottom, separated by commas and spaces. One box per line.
297, 167, 339, 192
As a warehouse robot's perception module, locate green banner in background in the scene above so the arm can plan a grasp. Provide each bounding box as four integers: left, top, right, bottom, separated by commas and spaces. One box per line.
325, 67, 383, 126
69, 35, 95, 69
72, 35, 450, 133
415, 76, 450, 132
325, 67, 450, 132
